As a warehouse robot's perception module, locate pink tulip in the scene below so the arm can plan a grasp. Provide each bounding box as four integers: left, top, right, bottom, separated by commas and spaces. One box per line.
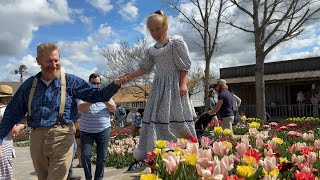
288, 131, 298, 137
292, 154, 305, 165
187, 142, 199, 154
269, 122, 278, 127
201, 169, 212, 178
295, 132, 302, 137
197, 157, 212, 168
221, 156, 234, 172
264, 148, 274, 157
201, 136, 212, 148
261, 156, 277, 172
249, 128, 259, 137
212, 142, 229, 156
314, 139, 320, 149
302, 133, 311, 141
308, 152, 317, 164
267, 140, 277, 150
287, 123, 298, 128
162, 152, 180, 174
177, 138, 188, 149
235, 143, 248, 157
279, 126, 288, 131
263, 125, 271, 130
257, 131, 269, 141
241, 138, 250, 150
167, 141, 179, 151
198, 149, 212, 160
256, 139, 264, 149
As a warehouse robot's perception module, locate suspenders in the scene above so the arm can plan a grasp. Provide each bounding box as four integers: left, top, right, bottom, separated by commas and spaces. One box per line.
27, 71, 66, 127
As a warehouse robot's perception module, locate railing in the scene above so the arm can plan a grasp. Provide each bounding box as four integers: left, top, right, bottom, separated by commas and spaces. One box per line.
241, 104, 319, 120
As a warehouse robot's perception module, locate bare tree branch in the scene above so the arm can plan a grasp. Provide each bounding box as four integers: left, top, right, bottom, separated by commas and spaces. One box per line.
162, 0, 230, 110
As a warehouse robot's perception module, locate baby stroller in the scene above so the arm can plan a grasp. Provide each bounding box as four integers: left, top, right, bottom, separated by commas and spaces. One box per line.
195, 112, 214, 139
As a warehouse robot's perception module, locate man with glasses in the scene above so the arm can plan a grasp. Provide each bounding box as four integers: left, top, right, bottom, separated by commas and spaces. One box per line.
77, 73, 116, 180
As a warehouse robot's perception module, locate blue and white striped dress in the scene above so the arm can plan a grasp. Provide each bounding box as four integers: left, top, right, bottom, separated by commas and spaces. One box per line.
0, 106, 14, 180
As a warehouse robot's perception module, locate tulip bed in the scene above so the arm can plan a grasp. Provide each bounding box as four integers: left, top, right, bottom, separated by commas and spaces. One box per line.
141, 117, 320, 180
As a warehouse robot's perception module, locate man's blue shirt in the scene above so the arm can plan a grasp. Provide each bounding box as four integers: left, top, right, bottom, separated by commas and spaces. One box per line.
0, 72, 120, 145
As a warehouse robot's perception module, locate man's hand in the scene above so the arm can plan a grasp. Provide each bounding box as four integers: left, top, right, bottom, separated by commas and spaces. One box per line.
180, 83, 187, 97
115, 73, 131, 85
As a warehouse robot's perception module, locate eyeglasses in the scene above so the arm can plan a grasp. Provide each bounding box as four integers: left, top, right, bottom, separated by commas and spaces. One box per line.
91, 82, 101, 85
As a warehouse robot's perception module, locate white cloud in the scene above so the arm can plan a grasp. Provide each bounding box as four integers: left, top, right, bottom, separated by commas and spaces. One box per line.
118, 1, 139, 21
87, 0, 113, 14
0, 55, 39, 82
0, 0, 71, 56
79, 15, 95, 29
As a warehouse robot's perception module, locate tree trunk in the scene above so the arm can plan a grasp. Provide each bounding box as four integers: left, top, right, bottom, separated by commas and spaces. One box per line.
255, 50, 266, 121
204, 56, 211, 111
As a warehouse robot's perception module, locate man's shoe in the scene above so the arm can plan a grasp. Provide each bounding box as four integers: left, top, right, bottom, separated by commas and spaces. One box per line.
67, 175, 82, 180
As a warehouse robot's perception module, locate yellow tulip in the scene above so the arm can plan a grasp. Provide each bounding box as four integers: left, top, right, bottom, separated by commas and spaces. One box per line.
279, 157, 288, 163
183, 153, 197, 166
153, 148, 162, 155
223, 129, 233, 136
214, 126, 223, 134
140, 174, 162, 180
242, 156, 257, 167
221, 141, 232, 150
272, 137, 283, 145
263, 167, 279, 177
249, 122, 260, 129
236, 165, 256, 177
155, 140, 167, 149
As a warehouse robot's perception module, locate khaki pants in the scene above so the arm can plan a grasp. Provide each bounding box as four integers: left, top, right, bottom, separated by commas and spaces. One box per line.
30, 125, 74, 180
221, 116, 234, 130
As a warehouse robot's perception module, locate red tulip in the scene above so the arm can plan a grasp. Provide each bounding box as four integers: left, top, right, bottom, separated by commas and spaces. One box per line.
225, 175, 245, 180
246, 148, 262, 161
188, 136, 198, 143
295, 170, 316, 180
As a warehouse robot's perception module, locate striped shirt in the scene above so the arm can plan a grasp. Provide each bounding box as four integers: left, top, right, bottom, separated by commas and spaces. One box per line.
0, 72, 120, 145
78, 99, 115, 133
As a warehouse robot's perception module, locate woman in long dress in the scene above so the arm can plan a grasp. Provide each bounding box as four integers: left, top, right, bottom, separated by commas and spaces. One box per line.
127, 10, 196, 160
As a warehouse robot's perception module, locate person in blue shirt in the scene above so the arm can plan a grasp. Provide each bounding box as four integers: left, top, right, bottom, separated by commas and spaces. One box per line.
77, 73, 116, 180
209, 79, 234, 130
0, 43, 129, 180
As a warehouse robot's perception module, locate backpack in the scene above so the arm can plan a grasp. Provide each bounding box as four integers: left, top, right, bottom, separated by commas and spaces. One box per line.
118, 107, 126, 116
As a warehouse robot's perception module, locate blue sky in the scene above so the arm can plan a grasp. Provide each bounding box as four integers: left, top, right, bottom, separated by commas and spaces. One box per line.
0, 0, 319, 82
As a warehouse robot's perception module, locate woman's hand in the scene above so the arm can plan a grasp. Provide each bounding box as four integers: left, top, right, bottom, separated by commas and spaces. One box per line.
180, 83, 187, 97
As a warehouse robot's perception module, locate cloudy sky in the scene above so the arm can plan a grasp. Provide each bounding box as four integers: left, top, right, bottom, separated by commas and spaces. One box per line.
0, 0, 319, 82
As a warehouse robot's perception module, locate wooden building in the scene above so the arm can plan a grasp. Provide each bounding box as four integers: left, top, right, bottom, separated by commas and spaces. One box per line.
112, 86, 150, 110
220, 57, 320, 119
